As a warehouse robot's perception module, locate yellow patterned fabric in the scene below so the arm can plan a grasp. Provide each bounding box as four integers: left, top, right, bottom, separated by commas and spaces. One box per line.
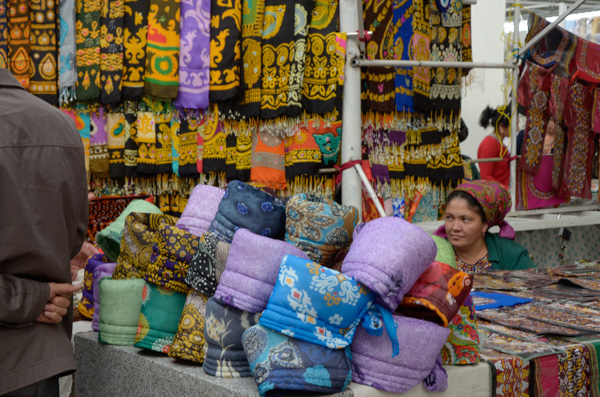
124, 111, 139, 177
8, 0, 30, 89
0, 0, 7, 69
112, 212, 179, 280
411, 0, 431, 113
177, 118, 200, 176
169, 290, 210, 363
122, 0, 149, 99
136, 111, 157, 174
286, 0, 312, 117
75, 0, 101, 100
155, 112, 173, 173
29, 0, 58, 104
99, 0, 124, 104
201, 111, 227, 174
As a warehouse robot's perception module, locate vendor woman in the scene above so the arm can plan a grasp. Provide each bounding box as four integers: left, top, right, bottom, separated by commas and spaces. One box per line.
434, 180, 536, 272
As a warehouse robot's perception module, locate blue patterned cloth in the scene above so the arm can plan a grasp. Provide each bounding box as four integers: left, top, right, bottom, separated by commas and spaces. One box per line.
394, 0, 414, 112
209, 180, 286, 243
242, 324, 352, 397
259, 255, 375, 349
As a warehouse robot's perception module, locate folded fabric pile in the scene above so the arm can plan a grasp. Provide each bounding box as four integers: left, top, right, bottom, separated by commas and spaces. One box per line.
169, 290, 211, 363
98, 278, 146, 345
92, 261, 117, 331
78, 253, 112, 319
175, 184, 225, 237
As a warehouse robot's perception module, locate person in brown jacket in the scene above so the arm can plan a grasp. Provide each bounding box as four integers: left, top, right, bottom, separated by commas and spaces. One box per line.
0, 68, 88, 396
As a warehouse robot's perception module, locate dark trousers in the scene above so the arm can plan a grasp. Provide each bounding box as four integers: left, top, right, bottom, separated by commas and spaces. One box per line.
2, 376, 59, 397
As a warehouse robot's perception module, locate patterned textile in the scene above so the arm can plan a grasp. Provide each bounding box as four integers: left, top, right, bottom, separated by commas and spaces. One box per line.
259, 0, 294, 119
440, 295, 480, 365
250, 130, 287, 190
77, 253, 111, 319
112, 212, 178, 279
8, 0, 30, 88
58, 0, 77, 104
176, 184, 224, 237
201, 117, 226, 174
134, 282, 187, 353
461, 4, 472, 64
210, 180, 286, 243
123, 111, 139, 176
242, 324, 352, 397
259, 255, 375, 350
0, 0, 7, 69
173, 0, 210, 110
575, 35, 600, 84
135, 111, 156, 174
144, 224, 200, 294
351, 315, 450, 393
509, 302, 600, 332
394, 0, 414, 112
155, 112, 173, 173
561, 80, 595, 199
397, 261, 473, 326
481, 353, 530, 396
285, 193, 357, 267
169, 290, 210, 363
171, 118, 180, 174
90, 108, 109, 177
477, 309, 588, 336
75, 0, 101, 101
121, 0, 149, 100
208, 0, 241, 101
235, 130, 252, 181
87, 195, 149, 243
286, 0, 312, 117
214, 228, 309, 313
342, 217, 436, 312
301, 0, 339, 114
143, 0, 180, 99
519, 155, 568, 210
525, 13, 576, 73
412, 0, 432, 113
92, 262, 117, 331
455, 253, 492, 273
98, 278, 146, 345
99, 0, 124, 103
185, 231, 226, 295
531, 353, 560, 397
63, 109, 90, 173
203, 297, 261, 378
177, 118, 200, 176
106, 112, 126, 178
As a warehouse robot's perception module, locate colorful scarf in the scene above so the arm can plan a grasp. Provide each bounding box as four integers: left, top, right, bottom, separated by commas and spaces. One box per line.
121, 0, 149, 100
58, 0, 77, 104
90, 107, 109, 177
173, 0, 210, 110
462, 4, 472, 63
169, 290, 210, 363
362, 0, 395, 113
208, 0, 241, 101
549, 74, 569, 190
235, 130, 252, 182
8, 0, 30, 88
144, 0, 180, 99
171, 118, 180, 175
0, 0, 6, 69
63, 109, 91, 173
394, 0, 414, 113
75, 0, 101, 101
302, 0, 339, 114
99, 0, 124, 103
525, 13, 576, 73
259, 0, 295, 119
136, 111, 157, 174
106, 112, 126, 178
87, 195, 150, 243
123, 111, 138, 176
177, 118, 199, 176
411, 0, 431, 113
440, 295, 480, 365
155, 112, 173, 173
225, 133, 237, 180
201, 117, 227, 174
250, 129, 287, 190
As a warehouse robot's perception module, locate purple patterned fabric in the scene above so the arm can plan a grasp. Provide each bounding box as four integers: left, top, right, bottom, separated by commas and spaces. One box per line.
176, 184, 224, 237
351, 315, 450, 393
92, 262, 117, 331
214, 228, 309, 313
90, 107, 107, 145
341, 217, 436, 311
173, 0, 210, 110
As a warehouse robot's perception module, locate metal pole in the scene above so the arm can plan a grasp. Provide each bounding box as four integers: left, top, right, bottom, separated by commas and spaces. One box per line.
510, 5, 520, 212
352, 59, 513, 69
354, 164, 387, 218
558, 3, 567, 28
340, 0, 364, 221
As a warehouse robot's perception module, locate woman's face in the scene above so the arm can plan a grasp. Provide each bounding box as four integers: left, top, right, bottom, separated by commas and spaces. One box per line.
444, 197, 488, 250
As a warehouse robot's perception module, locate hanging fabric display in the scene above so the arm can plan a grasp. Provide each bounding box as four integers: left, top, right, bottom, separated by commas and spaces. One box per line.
549, 74, 569, 190
58, 0, 77, 104
394, 0, 414, 113
235, 130, 252, 182
123, 111, 139, 176
286, 0, 312, 117
29, 0, 58, 104
250, 129, 286, 190
143, 0, 180, 99
411, 0, 432, 115
136, 110, 157, 174
574, 37, 600, 84
99, 0, 124, 104
171, 117, 180, 175
525, 13, 576, 74
259, 0, 295, 119
106, 112, 126, 178
302, 0, 339, 114
75, 0, 101, 101
155, 112, 173, 173
177, 118, 199, 176
121, 0, 149, 100
201, 116, 227, 174
461, 3, 471, 63
8, 0, 30, 89
225, 133, 237, 180
173, 0, 210, 111
0, 0, 7, 69
208, 0, 241, 102
90, 108, 110, 177
63, 109, 91, 173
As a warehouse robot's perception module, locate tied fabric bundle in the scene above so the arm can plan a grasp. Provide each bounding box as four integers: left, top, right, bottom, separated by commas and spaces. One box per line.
210, 180, 286, 243
185, 231, 231, 296
175, 184, 225, 237
112, 212, 179, 280
98, 278, 145, 345
214, 228, 309, 313
440, 295, 480, 365
342, 217, 437, 311
242, 324, 353, 397
203, 297, 261, 378
134, 282, 187, 353
78, 253, 111, 319
397, 261, 473, 326
285, 193, 358, 267
144, 224, 200, 294
169, 290, 210, 363
259, 255, 375, 350
351, 315, 450, 393
92, 261, 117, 331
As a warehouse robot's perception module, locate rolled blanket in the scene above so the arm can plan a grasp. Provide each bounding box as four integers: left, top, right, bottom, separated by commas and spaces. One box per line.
169, 290, 210, 364
396, 261, 473, 326
432, 234, 456, 268
92, 261, 117, 331
185, 230, 228, 296
285, 193, 358, 267
144, 223, 200, 294
112, 212, 179, 280
214, 228, 309, 313
95, 199, 163, 262
176, 184, 225, 237
242, 324, 352, 397
351, 314, 450, 393
98, 278, 145, 345
440, 295, 480, 365
77, 253, 111, 319
209, 180, 286, 243
134, 283, 187, 353
203, 297, 261, 378
341, 217, 436, 311
259, 255, 374, 349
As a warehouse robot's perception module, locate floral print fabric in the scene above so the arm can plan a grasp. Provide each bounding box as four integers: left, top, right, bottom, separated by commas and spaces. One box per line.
440, 295, 480, 365
185, 230, 225, 296
169, 290, 210, 363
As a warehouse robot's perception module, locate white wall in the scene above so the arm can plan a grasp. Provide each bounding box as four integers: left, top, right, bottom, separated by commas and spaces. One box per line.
460, 0, 508, 159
